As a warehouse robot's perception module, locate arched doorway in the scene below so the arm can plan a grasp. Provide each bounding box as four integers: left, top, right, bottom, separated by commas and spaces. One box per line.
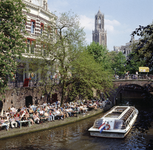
52, 93, 57, 103
25, 96, 33, 107
0, 101, 3, 114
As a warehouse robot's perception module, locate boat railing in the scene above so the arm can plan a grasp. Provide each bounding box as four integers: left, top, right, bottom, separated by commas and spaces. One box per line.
123, 110, 135, 128
121, 108, 135, 124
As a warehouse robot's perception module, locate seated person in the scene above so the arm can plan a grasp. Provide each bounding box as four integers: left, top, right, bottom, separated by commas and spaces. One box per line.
33, 112, 40, 124
65, 107, 73, 117
93, 102, 97, 110
25, 110, 34, 125
14, 114, 20, 127
10, 116, 17, 128
62, 107, 69, 118
44, 111, 49, 120
87, 101, 96, 110
21, 115, 28, 126
28, 107, 34, 114
55, 108, 64, 120
39, 108, 44, 117
0, 117, 9, 131
48, 110, 55, 122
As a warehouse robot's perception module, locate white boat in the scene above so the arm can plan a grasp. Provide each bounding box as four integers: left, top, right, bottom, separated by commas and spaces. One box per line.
88, 106, 138, 138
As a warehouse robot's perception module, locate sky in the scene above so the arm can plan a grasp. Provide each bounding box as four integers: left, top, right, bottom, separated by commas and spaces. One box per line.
47, 0, 153, 51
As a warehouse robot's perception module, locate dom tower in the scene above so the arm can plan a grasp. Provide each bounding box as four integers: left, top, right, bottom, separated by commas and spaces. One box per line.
92, 10, 107, 47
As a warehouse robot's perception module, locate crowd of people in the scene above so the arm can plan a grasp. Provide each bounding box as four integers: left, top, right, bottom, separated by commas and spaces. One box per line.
0, 99, 111, 131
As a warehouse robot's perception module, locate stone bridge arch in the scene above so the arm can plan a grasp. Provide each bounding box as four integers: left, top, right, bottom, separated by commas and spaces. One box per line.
109, 80, 153, 105
112, 84, 145, 105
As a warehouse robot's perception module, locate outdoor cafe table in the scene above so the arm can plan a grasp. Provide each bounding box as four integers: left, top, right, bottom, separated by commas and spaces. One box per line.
20, 120, 31, 129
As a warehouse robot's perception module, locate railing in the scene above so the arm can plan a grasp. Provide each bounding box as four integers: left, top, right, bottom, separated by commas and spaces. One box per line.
7, 81, 37, 89
114, 74, 153, 80
7, 74, 153, 89
7, 79, 60, 89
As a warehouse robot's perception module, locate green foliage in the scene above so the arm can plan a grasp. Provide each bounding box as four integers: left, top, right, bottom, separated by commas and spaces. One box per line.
131, 23, 153, 69
86, 42, 111, 70
111, 52, 127, 76
126, 44, 145, 74
34, 12, 113, 105
0, 0, 27, 94
68, 50, 113, 100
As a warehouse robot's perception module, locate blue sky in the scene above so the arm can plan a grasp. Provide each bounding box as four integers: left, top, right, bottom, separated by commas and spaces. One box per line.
47, 0, 153, 51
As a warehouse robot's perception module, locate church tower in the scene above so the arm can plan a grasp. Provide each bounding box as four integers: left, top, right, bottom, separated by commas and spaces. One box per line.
92, 10, 107, 47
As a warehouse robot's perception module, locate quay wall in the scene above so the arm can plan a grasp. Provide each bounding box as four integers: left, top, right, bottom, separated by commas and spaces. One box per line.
0, 87, 61, 111
0, 108, 104, 139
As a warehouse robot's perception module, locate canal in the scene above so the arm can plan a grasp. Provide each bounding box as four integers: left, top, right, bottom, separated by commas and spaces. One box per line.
0, 91, 153, 150
0, 109, 153, 149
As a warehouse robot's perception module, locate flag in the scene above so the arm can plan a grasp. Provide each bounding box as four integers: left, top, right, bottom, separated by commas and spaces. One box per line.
98, 123, 105, 133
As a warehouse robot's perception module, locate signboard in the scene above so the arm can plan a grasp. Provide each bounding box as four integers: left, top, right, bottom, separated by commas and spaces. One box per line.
139, 67, 149, 72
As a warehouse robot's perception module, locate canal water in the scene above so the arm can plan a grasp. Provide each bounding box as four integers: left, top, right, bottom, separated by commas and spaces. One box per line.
0, 91, 153, 150
0, 111, 153, 150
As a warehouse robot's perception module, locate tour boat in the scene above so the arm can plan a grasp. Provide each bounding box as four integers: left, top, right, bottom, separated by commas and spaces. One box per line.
88, 106, 138, 138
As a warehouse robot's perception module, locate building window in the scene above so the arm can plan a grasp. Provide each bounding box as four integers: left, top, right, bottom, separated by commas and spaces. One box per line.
31, 41, 35, 54
31, 20, 35, 34
26, 38, 35, 54
27, 39, 30, 53
41, 43, 48, 57
40, 23, 44, 35
47, 26, 51, 38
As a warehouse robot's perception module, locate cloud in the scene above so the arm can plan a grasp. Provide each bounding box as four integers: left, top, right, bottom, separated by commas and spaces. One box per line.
79, 15, 94, 30
105, 25, 114, 32
105, 19, 120, 26
79, 15, 121, 33
105, 19, 120, 32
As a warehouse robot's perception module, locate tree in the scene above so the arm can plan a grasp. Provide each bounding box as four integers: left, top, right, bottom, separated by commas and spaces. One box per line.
131, 23, 153, 69
35, 12, 114, 105
35, 12, 85, 106
111, 52, 127, 76
126, 42, 145, 74
0, 0, 27, 95
86, 42, 111, 71
68, 50, 113, 100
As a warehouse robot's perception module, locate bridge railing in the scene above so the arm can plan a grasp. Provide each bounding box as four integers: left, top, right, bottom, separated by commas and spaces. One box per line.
114, 74, 153, 80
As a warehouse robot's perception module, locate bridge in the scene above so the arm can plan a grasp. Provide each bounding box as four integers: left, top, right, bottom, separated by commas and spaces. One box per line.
113, 79, 151, 87
109, 79, 153, 105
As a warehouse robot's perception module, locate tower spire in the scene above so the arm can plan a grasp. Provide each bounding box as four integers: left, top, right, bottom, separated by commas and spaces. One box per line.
92, 10, 107, 47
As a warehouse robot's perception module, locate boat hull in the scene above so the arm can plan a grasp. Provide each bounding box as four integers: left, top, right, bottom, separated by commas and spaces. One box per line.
90, 131, 126, 138
89, 124, 132, 138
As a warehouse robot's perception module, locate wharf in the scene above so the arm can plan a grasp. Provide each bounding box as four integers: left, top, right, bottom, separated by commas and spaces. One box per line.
0, 108, 104, 140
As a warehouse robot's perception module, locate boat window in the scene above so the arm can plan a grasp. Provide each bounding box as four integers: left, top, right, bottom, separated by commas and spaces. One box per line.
105, 112, 122, 118
93, 119, 103, 128
114, 120, 124, 129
